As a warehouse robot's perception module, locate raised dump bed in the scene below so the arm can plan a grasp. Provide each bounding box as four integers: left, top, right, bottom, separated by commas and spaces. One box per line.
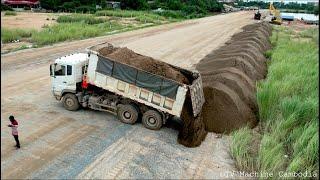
51, 42, 205, 142
86, 43, 205, 118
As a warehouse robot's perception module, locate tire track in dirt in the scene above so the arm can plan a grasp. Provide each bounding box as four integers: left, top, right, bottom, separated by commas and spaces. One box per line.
77, 127, 138, 179
1, 21, 198, 71
1, 11, 258, 179
1, 116, 74, 160
1, 121, 97, 179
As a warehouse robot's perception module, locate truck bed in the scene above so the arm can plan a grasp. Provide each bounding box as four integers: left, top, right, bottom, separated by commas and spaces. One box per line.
86, 43, 204, 117
89, 43, 196, 84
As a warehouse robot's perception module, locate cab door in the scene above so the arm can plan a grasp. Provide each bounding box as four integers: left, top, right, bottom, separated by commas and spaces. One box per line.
51, 64, 76, 97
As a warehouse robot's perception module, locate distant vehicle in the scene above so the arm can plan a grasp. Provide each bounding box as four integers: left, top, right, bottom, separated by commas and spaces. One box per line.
254, 11, 261, 20
50, 43, 205, 130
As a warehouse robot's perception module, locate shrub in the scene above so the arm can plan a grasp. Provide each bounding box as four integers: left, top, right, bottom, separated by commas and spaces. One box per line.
75, 6, 96, 13
154, 10, 185, 19
4, 11, 17, 16
1, 4, 13, 11
119, 0, 150, 10
61, 1, 80, 12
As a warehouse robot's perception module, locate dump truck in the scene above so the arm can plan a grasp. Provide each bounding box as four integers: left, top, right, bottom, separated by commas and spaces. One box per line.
50, 43, 205, 130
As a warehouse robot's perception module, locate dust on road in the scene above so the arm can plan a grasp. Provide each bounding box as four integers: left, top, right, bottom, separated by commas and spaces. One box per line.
1, 11, 256, 179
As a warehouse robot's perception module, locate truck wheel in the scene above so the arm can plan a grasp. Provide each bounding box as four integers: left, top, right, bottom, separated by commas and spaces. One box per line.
117, 104, 138, 124
142, 110, 163, 130
63, 93, 80, 111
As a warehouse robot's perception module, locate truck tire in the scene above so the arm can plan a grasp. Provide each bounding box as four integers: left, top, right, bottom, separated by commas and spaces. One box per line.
63, 93, 80, 111
142, 110, 163, 130
117, 104, 138, 124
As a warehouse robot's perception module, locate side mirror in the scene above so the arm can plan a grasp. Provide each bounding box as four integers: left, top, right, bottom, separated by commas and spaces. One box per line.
50, 64, 56, 78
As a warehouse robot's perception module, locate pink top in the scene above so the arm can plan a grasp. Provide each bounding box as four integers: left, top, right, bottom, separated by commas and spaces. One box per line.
10, 120, 18, 135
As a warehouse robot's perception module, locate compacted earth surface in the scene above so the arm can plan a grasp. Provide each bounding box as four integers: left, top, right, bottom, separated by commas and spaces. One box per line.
1, 11, 258, 179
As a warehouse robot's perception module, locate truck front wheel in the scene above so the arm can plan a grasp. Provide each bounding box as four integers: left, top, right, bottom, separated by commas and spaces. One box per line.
117, 104, 138, 124
142, 110, 163, 130
63, 93, 80, 111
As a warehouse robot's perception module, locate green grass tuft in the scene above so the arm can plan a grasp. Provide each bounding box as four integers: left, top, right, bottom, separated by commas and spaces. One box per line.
1, 28, 35, 43
230, 26, 319, 178
57, 14, 106, 24
31, 22, 125, 45
95, 10, 181, 23
4, 11, 17, 16
230, 127, 258, 172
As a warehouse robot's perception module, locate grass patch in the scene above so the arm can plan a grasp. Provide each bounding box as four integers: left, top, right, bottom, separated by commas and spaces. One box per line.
231, 26, 319, 178
1, 10, 188, 48
57, 14, 106, 24
95, 10, 154, 18
1, 28, 35, 43
230, 127, 259, 172
31, 22, 125, 45
4, 11, 17, 16
95, 10, 181, 23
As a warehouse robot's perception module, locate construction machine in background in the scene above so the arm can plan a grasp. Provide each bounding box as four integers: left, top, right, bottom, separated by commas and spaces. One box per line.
269, 2, 282, 25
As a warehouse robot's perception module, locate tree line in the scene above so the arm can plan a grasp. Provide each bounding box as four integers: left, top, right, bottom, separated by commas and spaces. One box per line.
236, 0, 319, 15
39, 0, 223, 14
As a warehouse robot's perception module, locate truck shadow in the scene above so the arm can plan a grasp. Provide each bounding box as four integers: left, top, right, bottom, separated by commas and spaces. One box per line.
164, 117, 183, 131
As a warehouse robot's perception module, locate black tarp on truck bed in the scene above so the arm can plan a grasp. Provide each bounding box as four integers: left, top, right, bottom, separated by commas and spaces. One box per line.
96, 55, 179, 99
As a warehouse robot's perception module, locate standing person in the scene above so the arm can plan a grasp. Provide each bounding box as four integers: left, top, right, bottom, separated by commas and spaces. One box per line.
8, 115, 20, 149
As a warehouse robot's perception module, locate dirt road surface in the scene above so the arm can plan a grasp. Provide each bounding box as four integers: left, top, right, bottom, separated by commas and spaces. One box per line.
1, 12, 61, 30
1, 11, 256, 179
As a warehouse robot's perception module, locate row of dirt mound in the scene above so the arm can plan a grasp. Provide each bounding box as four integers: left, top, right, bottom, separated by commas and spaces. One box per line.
195, 21, 272, 134
98, 44, 190, 84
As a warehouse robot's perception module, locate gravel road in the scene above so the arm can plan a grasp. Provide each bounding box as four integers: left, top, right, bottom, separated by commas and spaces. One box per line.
1, 11, 255, 179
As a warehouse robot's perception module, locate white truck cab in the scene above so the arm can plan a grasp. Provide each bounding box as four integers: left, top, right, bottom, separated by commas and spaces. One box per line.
50, 53, 88, 100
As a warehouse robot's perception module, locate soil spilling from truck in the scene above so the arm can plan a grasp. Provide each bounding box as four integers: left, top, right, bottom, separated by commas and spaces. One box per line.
178, 92, 207, 147
98, 45, 190, 84
196, 21, 272, 133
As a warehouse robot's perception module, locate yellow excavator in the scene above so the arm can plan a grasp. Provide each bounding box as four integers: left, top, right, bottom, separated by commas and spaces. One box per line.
269, 2, 282, 25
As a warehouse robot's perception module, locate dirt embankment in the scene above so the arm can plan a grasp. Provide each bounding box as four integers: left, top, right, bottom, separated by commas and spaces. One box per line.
196, 21, 272, 133
98, 44, 190, 84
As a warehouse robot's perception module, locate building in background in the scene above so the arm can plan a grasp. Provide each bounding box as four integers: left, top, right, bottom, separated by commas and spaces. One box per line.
106, 1, 121, 9
2, 0, 39, 9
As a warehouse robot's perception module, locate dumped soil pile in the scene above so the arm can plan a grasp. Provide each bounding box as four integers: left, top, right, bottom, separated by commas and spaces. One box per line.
178, 92, 208, 147
196, 21, 272, 133
99, 45, 190, 84
201, 82, 257, 133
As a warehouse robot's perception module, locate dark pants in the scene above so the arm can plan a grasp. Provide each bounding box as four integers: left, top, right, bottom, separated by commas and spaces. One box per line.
13, 135, 20, 148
